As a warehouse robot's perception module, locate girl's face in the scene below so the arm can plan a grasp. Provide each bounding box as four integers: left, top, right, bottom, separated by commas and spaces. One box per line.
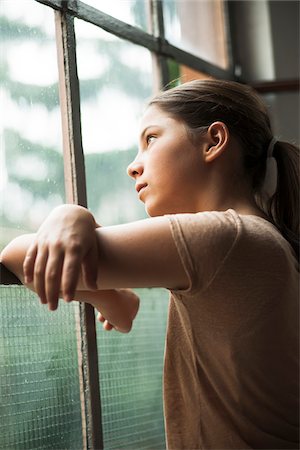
127, 105, 207, 216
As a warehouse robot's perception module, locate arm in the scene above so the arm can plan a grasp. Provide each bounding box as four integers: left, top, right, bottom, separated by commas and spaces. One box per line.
22, 205, 189, 309
0, 234, 140, 333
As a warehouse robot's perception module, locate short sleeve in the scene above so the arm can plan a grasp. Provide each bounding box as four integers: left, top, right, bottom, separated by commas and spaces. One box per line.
166, 210, 239, 295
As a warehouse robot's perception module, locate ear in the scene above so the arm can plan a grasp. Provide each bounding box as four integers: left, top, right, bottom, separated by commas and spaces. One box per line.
203, 121, 230, 163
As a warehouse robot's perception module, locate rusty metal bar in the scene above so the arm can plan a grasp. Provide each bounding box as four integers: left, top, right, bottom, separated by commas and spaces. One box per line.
54, 10, 103, 450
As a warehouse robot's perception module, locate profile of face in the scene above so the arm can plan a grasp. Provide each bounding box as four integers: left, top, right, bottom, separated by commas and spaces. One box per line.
127, 105, 208, 217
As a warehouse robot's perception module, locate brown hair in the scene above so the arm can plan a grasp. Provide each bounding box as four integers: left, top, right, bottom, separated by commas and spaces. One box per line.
149, 79, 299, 259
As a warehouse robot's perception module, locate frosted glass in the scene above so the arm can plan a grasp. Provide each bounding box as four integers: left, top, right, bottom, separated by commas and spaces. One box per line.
0, 286, 83, 449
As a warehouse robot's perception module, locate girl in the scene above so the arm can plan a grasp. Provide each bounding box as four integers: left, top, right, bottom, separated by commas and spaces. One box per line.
1, 79, 299, 449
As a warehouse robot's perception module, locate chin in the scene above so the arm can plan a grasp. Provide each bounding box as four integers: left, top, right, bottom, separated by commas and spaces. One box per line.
145, 203, 165, 217
146, 202, 181, 217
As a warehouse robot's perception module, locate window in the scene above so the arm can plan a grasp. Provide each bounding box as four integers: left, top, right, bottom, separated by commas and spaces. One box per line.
163, 0, 228, 69
6, 1, 293, 449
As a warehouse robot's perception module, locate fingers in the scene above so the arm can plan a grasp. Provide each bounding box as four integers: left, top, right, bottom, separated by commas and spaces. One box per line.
103, 320, 114, 331
97, 312, 105, 322
61, 244, 83, 302
45, 247, 64, 311
33, 244, 49, 304
97, 313, 113, 331
23, 242, 38, 284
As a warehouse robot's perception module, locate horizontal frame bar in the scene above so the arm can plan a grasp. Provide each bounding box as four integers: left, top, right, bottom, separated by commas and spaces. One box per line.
0, 263, 22, 285
250, 78, 300, 93
35, 0, 235, 80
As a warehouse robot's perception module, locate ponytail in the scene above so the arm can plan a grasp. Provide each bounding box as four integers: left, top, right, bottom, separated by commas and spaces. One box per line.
260, 141, 299, 260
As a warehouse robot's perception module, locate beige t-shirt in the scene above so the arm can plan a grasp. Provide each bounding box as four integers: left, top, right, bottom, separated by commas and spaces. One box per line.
164, 209, 299, 450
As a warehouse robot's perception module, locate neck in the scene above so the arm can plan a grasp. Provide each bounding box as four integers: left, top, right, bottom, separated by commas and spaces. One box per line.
196, 176, 266, 218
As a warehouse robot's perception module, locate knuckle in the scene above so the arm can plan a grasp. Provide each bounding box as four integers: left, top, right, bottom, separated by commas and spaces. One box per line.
69, 241, 82, 254
34, 267, 43, 278
47, 270, 58, 281
50, 240, 63, 252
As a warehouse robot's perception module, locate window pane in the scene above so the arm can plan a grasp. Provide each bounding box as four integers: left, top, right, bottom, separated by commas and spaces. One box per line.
0, 287, 83, 449
81, 0, 149, 31
99, 288, 168, 450
76, 19, 151, 225
0, 0, 65, 250
75, 20, 168, 449
163, 0, 229, 69
167, 58, 214, 86
0, 3, 82, 449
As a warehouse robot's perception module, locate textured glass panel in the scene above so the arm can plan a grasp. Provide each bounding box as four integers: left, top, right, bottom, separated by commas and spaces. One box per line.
0, 286, 83, 449
163, 0, 229, 69
98, 289, 168, 450
0, 3, 82, 449
81, 0, 149, 31
0, 0, 64, 249
76, 20, 167, 449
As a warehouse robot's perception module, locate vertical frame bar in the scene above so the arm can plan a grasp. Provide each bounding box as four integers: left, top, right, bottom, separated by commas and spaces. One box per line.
224, 0, 241, 80
149, 0, 169, 91
54, 9, 103, 450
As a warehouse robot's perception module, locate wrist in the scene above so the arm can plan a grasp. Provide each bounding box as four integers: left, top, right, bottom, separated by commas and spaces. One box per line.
50, 204, 97, 228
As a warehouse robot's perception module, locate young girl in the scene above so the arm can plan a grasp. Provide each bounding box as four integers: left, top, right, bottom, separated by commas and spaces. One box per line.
1, 79, 299, 449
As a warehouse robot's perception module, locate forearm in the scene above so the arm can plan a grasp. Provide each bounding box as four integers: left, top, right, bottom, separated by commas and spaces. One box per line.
0, 234, 139, 332
73, 289, 140, 333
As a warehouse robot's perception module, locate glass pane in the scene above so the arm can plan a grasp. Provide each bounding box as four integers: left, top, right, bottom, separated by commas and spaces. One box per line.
163, 0, 229, 69
0, 287, 83, 449
75, 20, 167, 448
167, 58, 214, 87
0, 3, 82, 449
81, 0, 149, 31
99, 288, 168, 450
76, 19, 151, 225
0, 0, 65, 250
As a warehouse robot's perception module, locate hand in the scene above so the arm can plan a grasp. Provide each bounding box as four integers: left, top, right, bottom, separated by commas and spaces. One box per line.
96, 312, 115, 331
23, 204, 99, 310
85, 289, 140, 333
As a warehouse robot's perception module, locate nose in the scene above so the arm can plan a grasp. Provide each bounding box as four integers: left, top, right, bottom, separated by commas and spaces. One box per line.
127, 156, 144, 179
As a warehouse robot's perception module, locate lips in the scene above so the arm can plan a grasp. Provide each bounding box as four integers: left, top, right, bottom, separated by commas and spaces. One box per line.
135, 183, 147, 194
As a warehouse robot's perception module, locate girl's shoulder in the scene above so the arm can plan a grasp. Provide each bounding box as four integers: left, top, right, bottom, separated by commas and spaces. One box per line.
168, 208, 298, 269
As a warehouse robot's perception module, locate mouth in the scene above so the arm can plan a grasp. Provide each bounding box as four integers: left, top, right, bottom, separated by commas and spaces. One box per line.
136, 183, 147, 195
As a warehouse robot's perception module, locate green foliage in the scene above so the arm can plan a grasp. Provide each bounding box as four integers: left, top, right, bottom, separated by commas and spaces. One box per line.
4, 129, 65, 200
8, 80, 60, 110
0, 15, 46, 42
167, 59, 180, 87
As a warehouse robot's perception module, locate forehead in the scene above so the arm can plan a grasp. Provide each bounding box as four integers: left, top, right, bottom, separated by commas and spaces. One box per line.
139, 105, 179, 135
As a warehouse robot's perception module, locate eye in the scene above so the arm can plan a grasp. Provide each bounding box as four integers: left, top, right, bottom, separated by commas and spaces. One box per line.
146, 135, 156, 146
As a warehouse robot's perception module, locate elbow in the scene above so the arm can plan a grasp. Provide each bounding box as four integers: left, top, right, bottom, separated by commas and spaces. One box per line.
0, 234, 35, 282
